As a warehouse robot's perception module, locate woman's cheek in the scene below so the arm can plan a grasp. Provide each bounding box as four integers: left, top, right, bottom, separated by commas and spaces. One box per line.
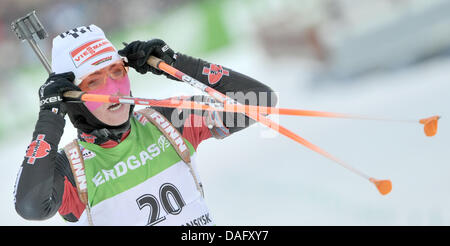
85, 101, 103, 112
116, 75, 131, 95
83, 74, 130, 113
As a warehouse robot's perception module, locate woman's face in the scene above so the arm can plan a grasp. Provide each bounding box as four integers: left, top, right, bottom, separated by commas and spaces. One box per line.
79, 62, 131, 126
88, 91, 131, 126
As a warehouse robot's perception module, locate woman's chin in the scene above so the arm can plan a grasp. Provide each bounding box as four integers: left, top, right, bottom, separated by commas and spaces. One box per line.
105, 117, 129, 126
93, 104, 130, 126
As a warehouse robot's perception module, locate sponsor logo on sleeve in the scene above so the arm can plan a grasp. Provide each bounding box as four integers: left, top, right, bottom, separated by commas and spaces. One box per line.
202, 64, 229, 85
25, 134, 51, 165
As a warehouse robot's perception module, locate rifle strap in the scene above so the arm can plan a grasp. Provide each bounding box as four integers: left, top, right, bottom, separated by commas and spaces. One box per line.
63, 139, 94, 225
138, 108, 204, 197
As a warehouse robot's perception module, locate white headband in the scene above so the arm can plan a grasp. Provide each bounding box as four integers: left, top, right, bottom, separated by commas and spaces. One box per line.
51, 24, 122, 85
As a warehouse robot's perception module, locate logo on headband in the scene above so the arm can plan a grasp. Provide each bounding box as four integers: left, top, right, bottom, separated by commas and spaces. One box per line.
70, 39, 115, 67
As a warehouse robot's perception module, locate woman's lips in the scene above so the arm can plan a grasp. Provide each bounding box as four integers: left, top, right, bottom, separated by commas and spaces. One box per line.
107, 103, 122, 111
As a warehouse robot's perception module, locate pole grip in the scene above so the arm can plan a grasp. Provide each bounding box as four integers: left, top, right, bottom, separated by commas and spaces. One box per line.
63, 91, 85, 101
11, 11, 52, 74
147, 56, 163, 70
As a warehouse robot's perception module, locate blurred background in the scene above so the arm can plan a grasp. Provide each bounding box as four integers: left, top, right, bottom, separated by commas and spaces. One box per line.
1, 0, 449, 225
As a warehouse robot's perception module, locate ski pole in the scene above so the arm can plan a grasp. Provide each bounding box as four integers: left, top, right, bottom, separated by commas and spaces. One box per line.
62, 91, 440, 137
11, 11, 52, 74
146, 56, 392, 195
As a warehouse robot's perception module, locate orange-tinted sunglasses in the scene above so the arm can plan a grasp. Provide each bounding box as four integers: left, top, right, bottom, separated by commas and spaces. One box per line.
77, 59, 129, 92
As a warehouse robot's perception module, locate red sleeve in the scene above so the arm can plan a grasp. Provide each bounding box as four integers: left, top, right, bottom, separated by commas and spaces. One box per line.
182, 114, 212, 151
58, 177, 85, 220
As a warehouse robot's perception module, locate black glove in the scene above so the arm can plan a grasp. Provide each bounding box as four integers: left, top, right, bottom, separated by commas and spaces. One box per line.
118, 39, 176, 75
39, 72, 81, 117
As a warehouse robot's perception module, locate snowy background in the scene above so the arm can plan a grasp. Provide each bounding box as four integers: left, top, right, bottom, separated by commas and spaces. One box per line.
0, 0, 449, 225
